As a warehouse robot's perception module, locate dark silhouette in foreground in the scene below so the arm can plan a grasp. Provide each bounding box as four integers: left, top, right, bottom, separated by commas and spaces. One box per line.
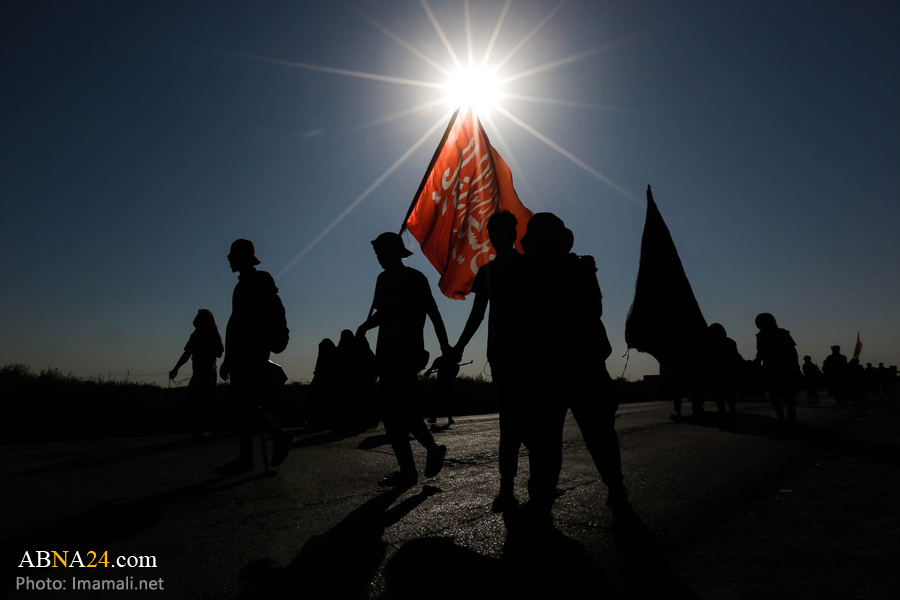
518, 212, 629, 516
216, 239, 292, 475
453, 211, 527, 512
357, 232, 449, 488
169, 308, 224, 441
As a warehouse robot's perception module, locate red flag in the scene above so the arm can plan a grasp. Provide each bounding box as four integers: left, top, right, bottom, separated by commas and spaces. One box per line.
853, 331, 862, 360
403, 108, 532, 299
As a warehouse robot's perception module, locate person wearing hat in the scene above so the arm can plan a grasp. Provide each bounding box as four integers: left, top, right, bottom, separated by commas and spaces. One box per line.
822, 345, 848, 405
356, 232, 450, 488
518, 212, 629, 515
217, 239, 292, 474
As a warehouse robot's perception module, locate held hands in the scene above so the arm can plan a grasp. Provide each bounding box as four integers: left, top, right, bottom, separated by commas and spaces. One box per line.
219, 362, 230, 381
446, 345, 464, 364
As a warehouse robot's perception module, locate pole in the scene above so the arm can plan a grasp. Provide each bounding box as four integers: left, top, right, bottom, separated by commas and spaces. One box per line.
399, 107, 461, 235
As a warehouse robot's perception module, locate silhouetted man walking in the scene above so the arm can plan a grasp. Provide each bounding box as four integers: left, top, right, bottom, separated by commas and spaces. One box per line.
217, 239, 292, 474
520, 213, 629, 515
357, 232, 449, 488
453, 211, 527, 512
823, 346, 848, 405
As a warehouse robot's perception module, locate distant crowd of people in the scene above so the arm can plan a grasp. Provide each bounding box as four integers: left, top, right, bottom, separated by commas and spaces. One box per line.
668, 324, 897, 425
167, 213, 896, 523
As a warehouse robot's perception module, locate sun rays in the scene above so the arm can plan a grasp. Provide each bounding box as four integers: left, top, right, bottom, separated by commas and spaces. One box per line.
221, 1, 638, 276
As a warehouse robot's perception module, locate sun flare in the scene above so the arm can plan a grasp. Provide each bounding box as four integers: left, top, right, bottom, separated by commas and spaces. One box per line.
443, 65, 501, 114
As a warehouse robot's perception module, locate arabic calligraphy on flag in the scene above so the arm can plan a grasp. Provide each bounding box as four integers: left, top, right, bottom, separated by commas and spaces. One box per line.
405, 108, 532, 299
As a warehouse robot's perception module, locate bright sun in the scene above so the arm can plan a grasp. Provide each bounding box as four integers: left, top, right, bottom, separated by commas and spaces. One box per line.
443, 66, 501, 114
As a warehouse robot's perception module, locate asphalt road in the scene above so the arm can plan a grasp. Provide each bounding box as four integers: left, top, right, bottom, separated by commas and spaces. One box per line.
2, 400, 866, 599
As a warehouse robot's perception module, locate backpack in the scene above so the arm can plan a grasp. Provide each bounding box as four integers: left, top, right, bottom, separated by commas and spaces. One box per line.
268, 292, 289, 354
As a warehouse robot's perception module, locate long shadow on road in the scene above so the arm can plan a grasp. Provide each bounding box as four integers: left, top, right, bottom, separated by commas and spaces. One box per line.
233, 485, 440, 599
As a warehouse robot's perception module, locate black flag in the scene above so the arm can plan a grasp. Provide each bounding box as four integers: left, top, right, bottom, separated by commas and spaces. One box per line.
625, 186, 707, 388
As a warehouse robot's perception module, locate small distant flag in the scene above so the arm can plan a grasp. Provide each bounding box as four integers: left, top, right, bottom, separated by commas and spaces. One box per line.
625, 185, 708, 388
402, 107, 532, 299
853, 331, 862, 360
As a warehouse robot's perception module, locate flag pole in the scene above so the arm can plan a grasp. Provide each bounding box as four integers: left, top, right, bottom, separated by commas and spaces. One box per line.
399, 107, 461, 235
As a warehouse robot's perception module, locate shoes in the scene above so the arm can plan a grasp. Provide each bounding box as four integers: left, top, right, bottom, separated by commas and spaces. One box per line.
378, 471, 418, 488
491, 489, 519, 513
271, 430, 293, 467
213, 457, 254, 475
425, 444, 447, 478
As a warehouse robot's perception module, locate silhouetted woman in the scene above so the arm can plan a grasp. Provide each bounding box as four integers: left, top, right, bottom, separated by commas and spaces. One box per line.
170, 309, 224, 441
707, 323, 742, 417
754, 313, 800, 424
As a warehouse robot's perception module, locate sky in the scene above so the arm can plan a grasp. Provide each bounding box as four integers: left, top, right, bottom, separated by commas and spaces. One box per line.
2, 0, 899, 387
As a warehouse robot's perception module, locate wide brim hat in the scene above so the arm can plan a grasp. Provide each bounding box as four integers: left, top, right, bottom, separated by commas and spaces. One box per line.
228, 239, 261, 265
371, 232, 413, 258
520, 212, 573, 255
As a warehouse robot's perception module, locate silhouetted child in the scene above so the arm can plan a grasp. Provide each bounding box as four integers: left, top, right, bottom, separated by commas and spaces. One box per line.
170, 308, 224, 441
357, 232, 450, 488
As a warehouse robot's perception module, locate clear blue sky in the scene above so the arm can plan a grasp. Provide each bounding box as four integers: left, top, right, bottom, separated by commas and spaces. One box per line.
2, 1, 898, 386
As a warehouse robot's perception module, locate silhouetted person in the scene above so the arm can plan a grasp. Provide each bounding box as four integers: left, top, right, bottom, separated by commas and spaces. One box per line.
877, 363, 893, 396
885, 366, 898, 397
661, 366, 684, 421
309, 337, 341, 429
423, 353, 458, 429
519, 213, 628, 515
217, 239, 292, 474
802, 355, 821, 403
864, 362, 878, 396
847, 358, 866, 405
357, 232, 449, 488
336, 328, 379, 432
822, 346, 848, 405
453, 211, 527, 512
754, 313, 800, 423
170, 308, 224, 441
707, 323, 742, 417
